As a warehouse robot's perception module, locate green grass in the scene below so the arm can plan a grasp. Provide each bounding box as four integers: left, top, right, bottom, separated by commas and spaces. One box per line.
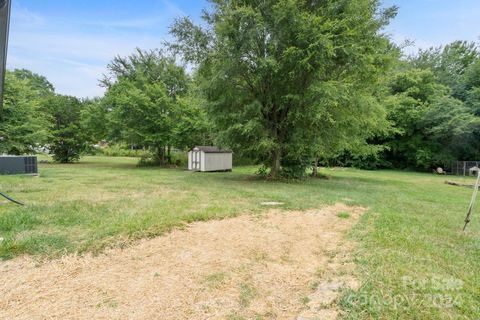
0, 156, 479, 318
204, 272, 227, 289
239, 282, 257, 307
337, 211, 351, 219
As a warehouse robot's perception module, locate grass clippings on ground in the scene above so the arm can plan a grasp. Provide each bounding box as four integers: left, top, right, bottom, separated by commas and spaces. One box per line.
0, 204, 364, 320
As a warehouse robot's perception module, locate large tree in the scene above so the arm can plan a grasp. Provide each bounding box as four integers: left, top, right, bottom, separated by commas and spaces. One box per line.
44, 95, 87, 163
384, 68, 480, 168
11, 69, 55, 97
102, 49, 209, 164
171, 0, 397, 178
80, 97, 111, 143
0, 71, 49, 154
410, 41, 479, 100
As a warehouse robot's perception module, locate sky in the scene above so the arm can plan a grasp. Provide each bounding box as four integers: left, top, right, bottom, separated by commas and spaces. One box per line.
6, 0, 480, 98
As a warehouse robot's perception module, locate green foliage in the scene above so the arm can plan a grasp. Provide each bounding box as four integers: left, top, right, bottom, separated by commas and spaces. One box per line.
44, 95, 88, 163
462, 59, 480, 115
385, 51, 480, 169
11, 68, 55, 96
80, 98, 111, 143
331, 41, 480, 170
0, 71, 49, 154
106, 77, 177, 160
173, 92, 213, 150
103, 49, 211, 165
410, 41, 479, 99
171, 0, 397, 178
321, 150, 391, 170
422, 96, 480, 163
95, 144, 149, 158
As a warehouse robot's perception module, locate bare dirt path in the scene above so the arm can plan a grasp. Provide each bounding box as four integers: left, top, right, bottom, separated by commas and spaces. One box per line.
0, 204, 366, 320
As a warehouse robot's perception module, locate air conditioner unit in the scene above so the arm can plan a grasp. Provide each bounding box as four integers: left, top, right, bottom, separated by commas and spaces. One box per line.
0, 156, 38, 175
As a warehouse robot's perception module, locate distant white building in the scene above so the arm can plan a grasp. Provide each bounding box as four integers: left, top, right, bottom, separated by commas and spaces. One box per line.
188, 146, 232, 172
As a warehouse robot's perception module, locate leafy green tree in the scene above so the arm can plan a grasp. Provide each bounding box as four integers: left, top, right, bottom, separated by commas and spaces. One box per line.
460, 59, 480, 115
44, 95, 87, 163
80, 97, 111, 143
0, 71, 49, 154
171, 0, 397, 178
384, 69, 480, 168
101, 48, 188, 98
173, 91, 213, 150
106, 78, 178, 163
103, 49, 199, 164
11, 69, 55, 97
410, 41, 479, 99
422, 96, 480, 164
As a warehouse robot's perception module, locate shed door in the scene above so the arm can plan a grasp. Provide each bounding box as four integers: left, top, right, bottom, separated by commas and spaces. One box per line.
193, 150, 201, 170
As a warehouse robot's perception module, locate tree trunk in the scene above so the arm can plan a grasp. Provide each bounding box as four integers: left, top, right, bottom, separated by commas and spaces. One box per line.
167, 146, 172, 164
156, 146, 165, 165
270, 148, 281, 178
312, 158, 319, 177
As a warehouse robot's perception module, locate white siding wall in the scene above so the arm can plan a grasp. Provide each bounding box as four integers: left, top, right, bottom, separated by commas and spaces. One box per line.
200, 151, 206, 172
203, 153, 232, 171
188, 150, 233, 172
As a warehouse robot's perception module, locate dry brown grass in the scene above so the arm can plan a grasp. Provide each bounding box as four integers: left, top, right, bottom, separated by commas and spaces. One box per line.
0, 204, 365, 320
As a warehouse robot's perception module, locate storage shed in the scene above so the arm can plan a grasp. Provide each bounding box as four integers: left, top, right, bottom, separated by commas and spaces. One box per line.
188, 146, 232, 172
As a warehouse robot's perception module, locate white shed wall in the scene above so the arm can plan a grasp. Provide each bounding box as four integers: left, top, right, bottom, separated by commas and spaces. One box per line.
200, 151, 206, 171
204, 153, 232, 172
188, 149, 233, 172
188, 150, 203, 171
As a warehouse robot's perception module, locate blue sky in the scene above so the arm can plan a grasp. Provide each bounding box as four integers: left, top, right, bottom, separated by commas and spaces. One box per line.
7, 0, 480, 98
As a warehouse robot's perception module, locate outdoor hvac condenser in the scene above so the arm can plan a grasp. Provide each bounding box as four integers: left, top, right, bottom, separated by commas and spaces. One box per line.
0, 156, 38, 175
188, 146, 232, 172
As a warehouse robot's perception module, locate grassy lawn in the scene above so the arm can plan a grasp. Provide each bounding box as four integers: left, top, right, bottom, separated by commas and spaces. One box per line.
0, 156, 479, 318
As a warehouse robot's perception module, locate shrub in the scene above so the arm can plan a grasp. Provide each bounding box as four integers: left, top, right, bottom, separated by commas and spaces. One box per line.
95, 144, 150, 158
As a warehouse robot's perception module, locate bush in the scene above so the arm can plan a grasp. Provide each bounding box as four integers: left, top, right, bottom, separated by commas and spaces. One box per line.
95, 144, 150, 158
280, 155, 311, 179
233, 155, 256, 166
319, 150, 392, 170
170, 152, 188, 167
138, 151, 188, 168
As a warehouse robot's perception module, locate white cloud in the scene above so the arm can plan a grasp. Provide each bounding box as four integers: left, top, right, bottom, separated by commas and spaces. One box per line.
5, 2, 181, 98
11, 5, 46, 27
7, 30, 163, 97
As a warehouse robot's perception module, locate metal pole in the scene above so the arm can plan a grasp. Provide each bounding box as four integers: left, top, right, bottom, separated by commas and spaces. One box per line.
0, 0, 22, 206
464, 171, 480, 231
0, 0, 11, 114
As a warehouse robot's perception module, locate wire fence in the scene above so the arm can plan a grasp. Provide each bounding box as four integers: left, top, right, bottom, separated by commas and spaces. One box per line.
449, 161, 480, 176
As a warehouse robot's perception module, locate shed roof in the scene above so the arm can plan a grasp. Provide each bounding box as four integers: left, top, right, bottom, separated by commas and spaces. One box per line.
192, 146, 232, 154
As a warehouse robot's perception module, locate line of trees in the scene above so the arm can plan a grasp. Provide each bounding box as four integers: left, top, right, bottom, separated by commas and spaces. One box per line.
329, 40, 480, 170
1, 0, 479, 177
0, 69, 88, 163
0, 55, 213, 164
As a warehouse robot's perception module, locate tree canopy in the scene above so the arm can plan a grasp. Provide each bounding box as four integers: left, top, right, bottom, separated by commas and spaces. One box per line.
170, 0, 398, 178
0, 71, 49, 154
102, 49, 211, 165
1, 4, 479, 174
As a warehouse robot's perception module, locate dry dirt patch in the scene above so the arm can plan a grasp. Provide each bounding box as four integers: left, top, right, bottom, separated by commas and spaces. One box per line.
0, 203, 366, 320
